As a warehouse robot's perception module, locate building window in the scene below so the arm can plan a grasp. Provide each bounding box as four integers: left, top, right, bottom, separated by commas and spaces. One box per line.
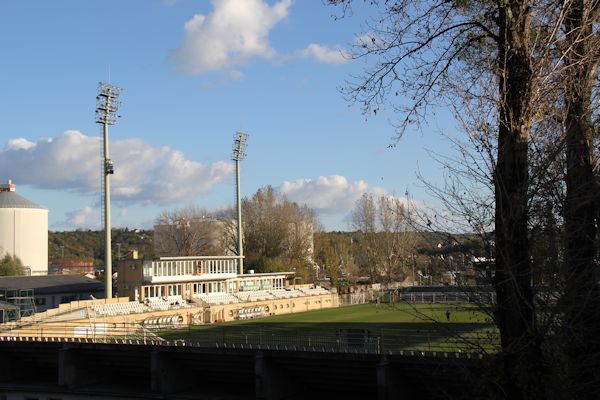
60, 295, 76, 304
34, 297, 46, 306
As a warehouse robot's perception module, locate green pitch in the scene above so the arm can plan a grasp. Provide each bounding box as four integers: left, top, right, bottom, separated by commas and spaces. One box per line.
159, 303, 499, 353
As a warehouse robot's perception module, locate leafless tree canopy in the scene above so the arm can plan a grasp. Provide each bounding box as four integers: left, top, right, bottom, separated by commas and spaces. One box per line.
330, 0, 599, 398
351, 193, 416, 283
154, 206, 229, 257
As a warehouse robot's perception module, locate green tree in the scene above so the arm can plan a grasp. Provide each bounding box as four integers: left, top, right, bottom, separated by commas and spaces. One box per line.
0, 253, 25, 276
242, 186, 318, 279
314, 232, 356, 285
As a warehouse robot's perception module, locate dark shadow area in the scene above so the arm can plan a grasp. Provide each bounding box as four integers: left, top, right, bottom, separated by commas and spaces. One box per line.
160, 321, 496, 353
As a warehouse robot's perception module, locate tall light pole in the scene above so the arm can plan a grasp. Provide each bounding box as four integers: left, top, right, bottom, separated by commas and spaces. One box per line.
95, 82, 122, 298
232, 132, 248, 275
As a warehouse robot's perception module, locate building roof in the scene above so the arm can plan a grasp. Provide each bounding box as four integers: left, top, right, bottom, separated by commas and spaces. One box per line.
0, 191, 46, 210
0, 275, 103, 295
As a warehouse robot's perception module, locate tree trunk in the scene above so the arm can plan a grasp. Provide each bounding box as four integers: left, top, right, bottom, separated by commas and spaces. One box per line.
493, 2, 540, 399
563, 1, 600, 397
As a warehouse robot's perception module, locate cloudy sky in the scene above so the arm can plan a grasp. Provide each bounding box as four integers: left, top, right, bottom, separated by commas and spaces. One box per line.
0, 0, 456, 231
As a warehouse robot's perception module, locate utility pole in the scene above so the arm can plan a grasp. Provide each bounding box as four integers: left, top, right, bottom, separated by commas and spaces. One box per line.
95, 82, 122, 299
232, 132, 248, 275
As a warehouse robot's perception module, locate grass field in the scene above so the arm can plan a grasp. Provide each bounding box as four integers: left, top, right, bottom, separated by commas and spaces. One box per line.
159, 303, 499, 353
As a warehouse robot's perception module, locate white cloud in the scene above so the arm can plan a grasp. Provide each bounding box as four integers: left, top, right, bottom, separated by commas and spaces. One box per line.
293, 43, 348, 64
65, 206, 100, 229
5, 138, 36, 151
229, 70, 245, 81
171, 1, 348, 74
171, 0, 292, 74
279, 175, 368, 215
0, 130, 234, 205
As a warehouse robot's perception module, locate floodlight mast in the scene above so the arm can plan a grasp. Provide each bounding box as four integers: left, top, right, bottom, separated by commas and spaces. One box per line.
95, 82, 122, 299
232, 132, 248, 275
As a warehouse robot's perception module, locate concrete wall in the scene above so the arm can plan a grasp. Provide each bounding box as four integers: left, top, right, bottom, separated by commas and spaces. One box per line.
0, 208, 48, 275
0, 340, 482, 400
199, 293, 339, 323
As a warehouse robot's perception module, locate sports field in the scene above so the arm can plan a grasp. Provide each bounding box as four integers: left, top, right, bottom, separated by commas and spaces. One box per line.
159, 303, 499, 353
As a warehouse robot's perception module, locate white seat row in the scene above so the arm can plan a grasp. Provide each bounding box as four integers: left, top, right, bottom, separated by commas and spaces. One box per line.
195, 293, 240, 305
91, 301, 148, 317
299, 287, 330, 296
269, 289, 305, 299
145, 296, 189, 310
236, 290, 275, 302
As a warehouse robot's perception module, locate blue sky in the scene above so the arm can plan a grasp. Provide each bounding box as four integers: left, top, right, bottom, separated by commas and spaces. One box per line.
0, 0, 456, 231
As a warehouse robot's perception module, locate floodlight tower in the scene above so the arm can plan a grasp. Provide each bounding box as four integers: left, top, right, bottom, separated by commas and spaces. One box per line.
232, 132, 248, 275
95, 82, 122, 299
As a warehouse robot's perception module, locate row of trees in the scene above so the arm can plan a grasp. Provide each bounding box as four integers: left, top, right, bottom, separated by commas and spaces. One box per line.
156, 189, 430, 286
328, 0, 598, 398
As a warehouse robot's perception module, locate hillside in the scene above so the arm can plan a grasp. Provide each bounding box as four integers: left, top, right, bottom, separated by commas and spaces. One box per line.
49, 229, 154, 266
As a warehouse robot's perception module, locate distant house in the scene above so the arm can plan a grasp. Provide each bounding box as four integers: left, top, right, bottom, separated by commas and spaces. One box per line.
49, 258, 95, 275
0, 274, 104, 313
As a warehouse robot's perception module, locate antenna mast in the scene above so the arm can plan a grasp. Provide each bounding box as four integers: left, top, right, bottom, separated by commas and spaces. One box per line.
232, 132, 248, 275
95, 82, 122, 299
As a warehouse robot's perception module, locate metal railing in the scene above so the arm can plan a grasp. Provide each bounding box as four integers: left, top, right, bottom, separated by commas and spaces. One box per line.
338, 292, 373, 306
339, 290, 496, 306
393, 292, 496, 304
0, 321, 499, 356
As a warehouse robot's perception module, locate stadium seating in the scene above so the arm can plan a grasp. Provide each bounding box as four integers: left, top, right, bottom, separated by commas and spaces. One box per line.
235, 290, 275, 302
195, 292, 240, 305
269, 289, 305, 299
90, 301, 149, 317
299, 287, 330, 296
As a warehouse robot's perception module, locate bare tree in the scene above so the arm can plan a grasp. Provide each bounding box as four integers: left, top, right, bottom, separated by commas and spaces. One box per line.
154, 206, 226, 256
351, 193, 416, 284
327, 1, 572, 397
560, 1, 600, 396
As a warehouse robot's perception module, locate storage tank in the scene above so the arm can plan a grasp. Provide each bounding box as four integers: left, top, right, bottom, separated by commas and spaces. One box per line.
0, 180, 48, 275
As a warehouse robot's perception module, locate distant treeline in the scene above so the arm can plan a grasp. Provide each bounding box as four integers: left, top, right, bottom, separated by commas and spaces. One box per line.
48, 229, 154, 266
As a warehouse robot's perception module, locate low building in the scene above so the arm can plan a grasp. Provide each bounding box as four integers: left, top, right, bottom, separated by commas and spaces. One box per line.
0, 275, 104, 313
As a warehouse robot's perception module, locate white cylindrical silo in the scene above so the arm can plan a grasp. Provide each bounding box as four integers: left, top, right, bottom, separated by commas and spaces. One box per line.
0, 180, 48, 275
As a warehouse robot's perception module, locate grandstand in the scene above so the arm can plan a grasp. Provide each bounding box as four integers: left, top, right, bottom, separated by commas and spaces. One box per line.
0, 255, 338, 338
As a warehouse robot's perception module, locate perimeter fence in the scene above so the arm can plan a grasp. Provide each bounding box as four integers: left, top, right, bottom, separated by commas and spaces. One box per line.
0, 319, 499, 355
